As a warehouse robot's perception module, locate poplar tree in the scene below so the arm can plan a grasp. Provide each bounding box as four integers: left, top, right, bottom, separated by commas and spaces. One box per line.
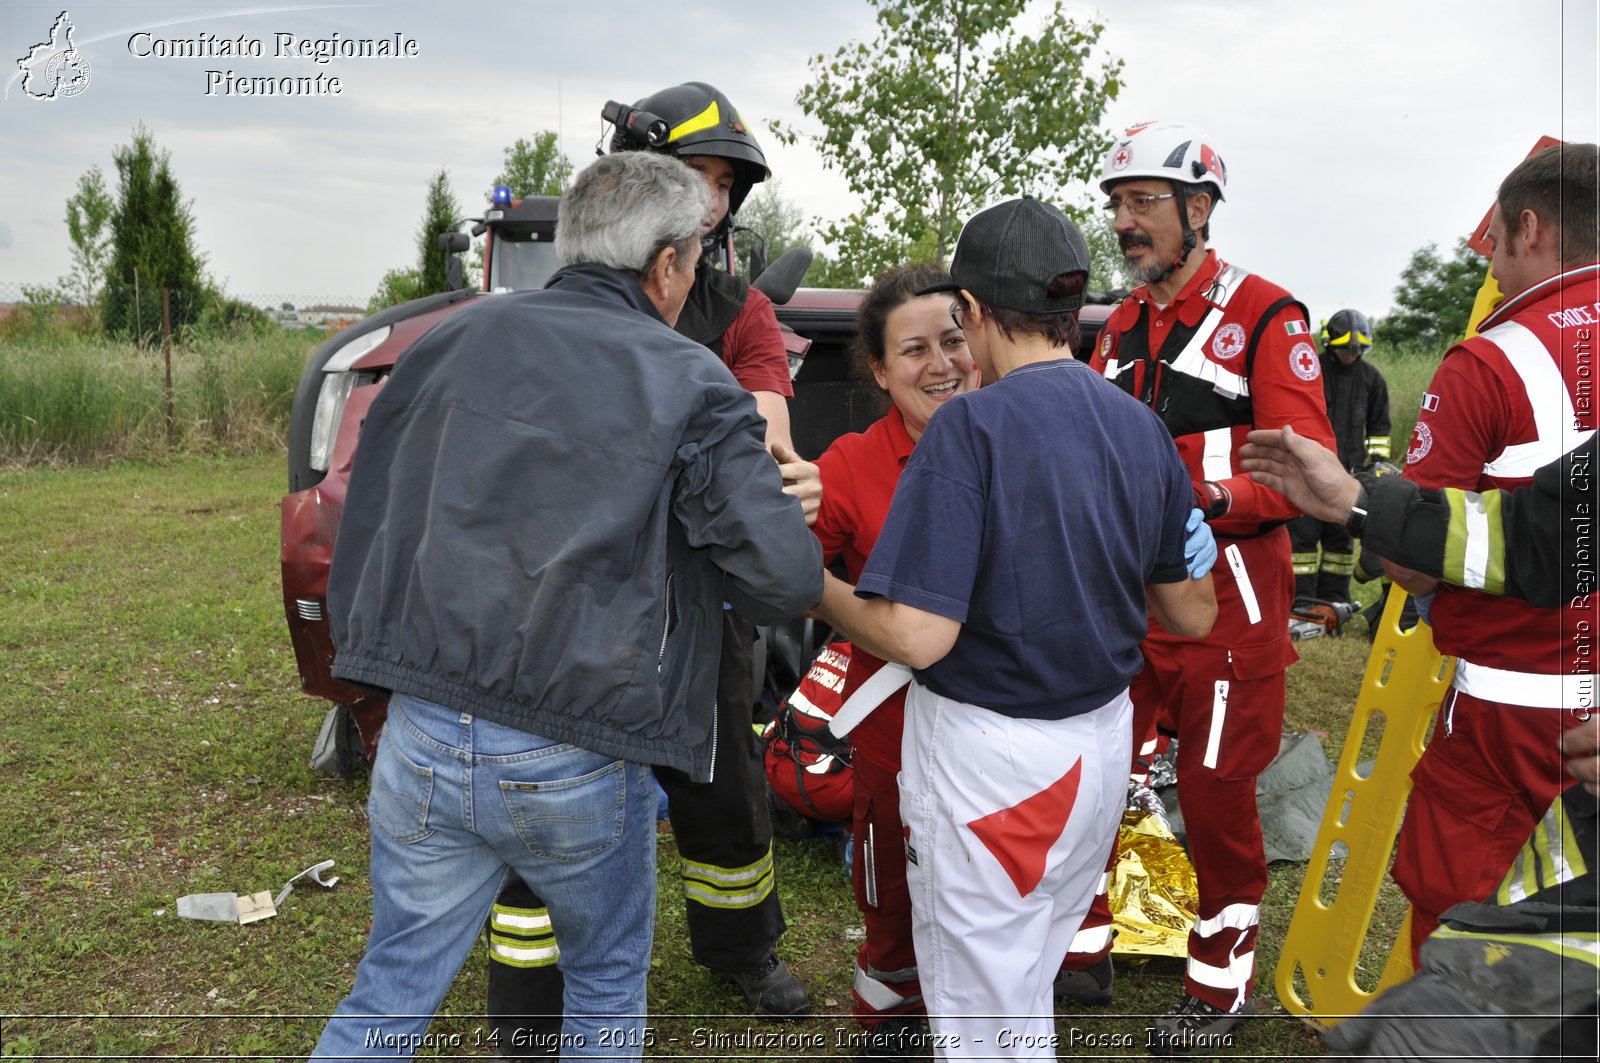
63, 165, 114, 308
1382, 238, 1484, 351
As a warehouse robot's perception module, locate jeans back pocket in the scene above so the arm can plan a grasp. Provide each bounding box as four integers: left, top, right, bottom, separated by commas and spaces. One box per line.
501, 757, 628, 863
369, 732, 436, 844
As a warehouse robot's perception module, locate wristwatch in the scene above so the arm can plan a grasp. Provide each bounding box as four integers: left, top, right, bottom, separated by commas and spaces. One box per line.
1346, 482, 1371, 535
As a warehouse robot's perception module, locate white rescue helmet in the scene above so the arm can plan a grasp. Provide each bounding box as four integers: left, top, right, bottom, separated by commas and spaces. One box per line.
1100, 120, 1228, 201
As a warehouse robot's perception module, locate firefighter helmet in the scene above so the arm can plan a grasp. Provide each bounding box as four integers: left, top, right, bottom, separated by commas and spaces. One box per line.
1324, 308, 1374, 356
608, 81, 770, 217
1100, 120, 1228, 202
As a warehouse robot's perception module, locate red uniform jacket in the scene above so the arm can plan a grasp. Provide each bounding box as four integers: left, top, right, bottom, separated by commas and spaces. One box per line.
1092, 251, 1334, 667
1403, 262, 1600, 699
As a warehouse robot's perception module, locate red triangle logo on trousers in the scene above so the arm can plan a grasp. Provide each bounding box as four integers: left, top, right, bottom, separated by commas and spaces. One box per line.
966, 758, 1083, 897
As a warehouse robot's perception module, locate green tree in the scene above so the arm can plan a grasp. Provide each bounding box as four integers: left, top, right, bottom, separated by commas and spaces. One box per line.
778, 0, 1124, 281
466, 132, 574, 286
733, 179, 816, 279
491, 132, 573, 199
806, 201, 1121, 292
367, 266, 424, 313
805, 220, 941, 289
195, 296, 273, 338
1382, 237, 1485, 350
63, 165, 114, 309
102, 126, 205, 342
416, 168, 462, 297
1079, 207, 1127, 293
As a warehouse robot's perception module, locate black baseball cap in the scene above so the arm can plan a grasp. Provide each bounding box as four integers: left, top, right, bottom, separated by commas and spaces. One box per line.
916, 196, 1090, 313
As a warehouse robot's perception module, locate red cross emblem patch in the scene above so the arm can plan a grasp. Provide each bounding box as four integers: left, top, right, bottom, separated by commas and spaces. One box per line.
1211, 323, 1245, 360
1290, 341, 1320, 382
1111, 143, 1134, 170
1407, 421, 1434, 464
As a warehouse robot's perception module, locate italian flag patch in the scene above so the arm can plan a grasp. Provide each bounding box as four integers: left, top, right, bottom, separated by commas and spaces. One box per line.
1284, 320, 1309, 335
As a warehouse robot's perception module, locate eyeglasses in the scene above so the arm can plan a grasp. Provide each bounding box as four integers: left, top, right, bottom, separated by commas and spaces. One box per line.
1101, 192, 1176, 216
949, 301, 966, 332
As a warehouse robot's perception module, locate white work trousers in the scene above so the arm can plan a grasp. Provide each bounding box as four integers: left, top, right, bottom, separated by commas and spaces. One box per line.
899, 682, 1131, 1061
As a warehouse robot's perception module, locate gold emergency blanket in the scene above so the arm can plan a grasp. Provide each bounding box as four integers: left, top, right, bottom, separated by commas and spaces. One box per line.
1108, 810, 1198, 958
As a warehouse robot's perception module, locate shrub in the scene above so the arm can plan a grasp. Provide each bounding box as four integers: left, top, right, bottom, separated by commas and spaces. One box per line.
195, 294, 275, 339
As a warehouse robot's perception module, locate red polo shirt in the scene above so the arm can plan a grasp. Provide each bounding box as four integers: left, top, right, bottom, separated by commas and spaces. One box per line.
813, 405, 915, 771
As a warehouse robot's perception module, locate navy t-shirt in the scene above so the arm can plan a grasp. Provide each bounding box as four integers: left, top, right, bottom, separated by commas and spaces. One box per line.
856, 358, 1191, 719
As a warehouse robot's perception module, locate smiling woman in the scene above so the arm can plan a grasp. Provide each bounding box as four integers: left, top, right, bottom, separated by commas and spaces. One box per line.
865, 292, 975, 441
849, 265, 979, 442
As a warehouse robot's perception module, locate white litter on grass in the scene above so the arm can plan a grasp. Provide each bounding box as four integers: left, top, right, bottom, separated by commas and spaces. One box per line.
176, 859, 339, 925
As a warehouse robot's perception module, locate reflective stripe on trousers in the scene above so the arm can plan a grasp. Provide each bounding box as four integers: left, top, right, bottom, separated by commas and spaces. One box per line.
1453, 660, 1598, 709
1186, 902, 1259, 1009
681, 844, 776, 910
488, 902, 560, 968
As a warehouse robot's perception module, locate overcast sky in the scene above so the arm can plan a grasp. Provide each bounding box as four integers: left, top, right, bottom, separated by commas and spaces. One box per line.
2, 0, 1596, 320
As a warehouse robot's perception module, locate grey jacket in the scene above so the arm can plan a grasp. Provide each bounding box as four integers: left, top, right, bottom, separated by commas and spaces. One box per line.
328, 264, 822, 780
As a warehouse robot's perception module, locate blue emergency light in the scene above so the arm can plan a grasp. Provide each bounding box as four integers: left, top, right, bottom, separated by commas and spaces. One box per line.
492, 184, 513, 207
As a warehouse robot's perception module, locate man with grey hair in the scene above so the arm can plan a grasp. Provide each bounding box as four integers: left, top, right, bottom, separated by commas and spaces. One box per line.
310, 151, 822, 1059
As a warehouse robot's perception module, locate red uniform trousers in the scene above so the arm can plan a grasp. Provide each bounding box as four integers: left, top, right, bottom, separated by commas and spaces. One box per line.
1057, 730, 1161, 972
1390, 689, 1571, 962
1117, 523, 1295, 1010
849, 754, 923, 1023
1130, 644, 1284, 1011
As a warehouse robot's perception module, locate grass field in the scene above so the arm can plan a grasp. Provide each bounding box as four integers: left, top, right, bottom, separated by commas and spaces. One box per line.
0, 453, 1415, 1059
0, 331, 314, 465
0, 328, 1447, 469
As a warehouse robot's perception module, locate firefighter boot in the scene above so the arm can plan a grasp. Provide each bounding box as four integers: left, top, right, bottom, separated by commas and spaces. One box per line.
717, 951, 811, 1018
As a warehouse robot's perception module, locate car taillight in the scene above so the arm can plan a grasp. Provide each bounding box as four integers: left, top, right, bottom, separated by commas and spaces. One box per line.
308, 326, 391, 473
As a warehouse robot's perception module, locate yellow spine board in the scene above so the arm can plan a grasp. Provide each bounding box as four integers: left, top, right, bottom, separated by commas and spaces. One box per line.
1273, 589, 1456, 1026
1464, 268, 1502, 340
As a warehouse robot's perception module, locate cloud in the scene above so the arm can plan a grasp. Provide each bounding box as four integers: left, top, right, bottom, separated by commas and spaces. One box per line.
2, 0, 1595, 316
0, 223, 13, 249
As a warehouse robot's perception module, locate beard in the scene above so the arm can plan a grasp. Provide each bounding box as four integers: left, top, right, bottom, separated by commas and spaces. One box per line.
1119, 233, 1168, 284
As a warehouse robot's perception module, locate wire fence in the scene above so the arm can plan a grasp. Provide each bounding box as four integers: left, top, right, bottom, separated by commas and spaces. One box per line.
0, 282, 374, 463
0, 281, 368, 345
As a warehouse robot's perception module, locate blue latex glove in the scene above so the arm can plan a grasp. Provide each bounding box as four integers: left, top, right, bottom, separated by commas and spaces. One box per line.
1184, 507, 1217, 579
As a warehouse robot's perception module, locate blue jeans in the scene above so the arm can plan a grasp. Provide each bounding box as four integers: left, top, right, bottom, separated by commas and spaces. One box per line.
313, 693, 658, 1060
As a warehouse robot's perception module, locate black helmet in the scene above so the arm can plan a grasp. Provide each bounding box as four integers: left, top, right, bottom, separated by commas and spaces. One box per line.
606, 81, 770, 218
1324, 308, 1373, 357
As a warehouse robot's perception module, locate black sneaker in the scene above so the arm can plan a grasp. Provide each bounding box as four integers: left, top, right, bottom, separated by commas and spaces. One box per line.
717, 952, 812, 1018
859, 1015, 927, 1060
1146, 994, 1252, 1056
1052, 955, 1114, 1006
